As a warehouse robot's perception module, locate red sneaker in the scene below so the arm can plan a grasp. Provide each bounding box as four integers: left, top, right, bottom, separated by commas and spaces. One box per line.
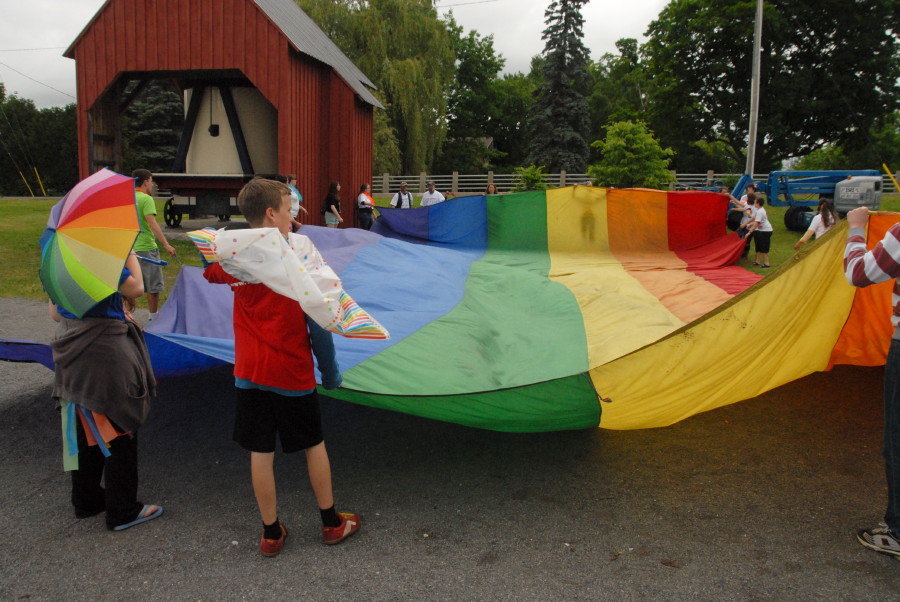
259, 523, 288, 557
322, 512, 360, 545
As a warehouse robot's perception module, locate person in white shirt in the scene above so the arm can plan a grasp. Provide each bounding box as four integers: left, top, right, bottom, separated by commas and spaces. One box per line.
390, 182, 414, 209
737, 191, 759, 258
286, 174, 307, 231
419, 180, 446, 207
794, 198, 839, 250
744, 196, 774, 268
356, 183, 375, 230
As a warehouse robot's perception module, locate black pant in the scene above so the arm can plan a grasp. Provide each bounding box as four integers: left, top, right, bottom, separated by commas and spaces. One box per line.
358, 210, 374, 230
70, 419, 142, 528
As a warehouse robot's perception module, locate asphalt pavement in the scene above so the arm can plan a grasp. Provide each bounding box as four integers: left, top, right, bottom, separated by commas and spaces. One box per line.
1, 297, 899, 601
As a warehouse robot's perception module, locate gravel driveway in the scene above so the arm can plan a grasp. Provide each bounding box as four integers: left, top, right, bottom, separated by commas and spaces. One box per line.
1, 296, 899, 600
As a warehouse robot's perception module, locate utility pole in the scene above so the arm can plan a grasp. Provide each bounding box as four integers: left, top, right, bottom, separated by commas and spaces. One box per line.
745, 0, 764, 176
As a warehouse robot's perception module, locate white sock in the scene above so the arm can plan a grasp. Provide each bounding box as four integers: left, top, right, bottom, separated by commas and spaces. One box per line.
148, 311, 158, 321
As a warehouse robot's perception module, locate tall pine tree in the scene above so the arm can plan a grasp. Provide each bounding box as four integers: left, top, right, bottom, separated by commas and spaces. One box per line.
121, 80, 184, 174
525, 0, 592, 173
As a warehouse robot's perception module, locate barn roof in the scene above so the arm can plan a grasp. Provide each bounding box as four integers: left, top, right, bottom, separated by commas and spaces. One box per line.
65, 0, 383, 109
252, 0, 382, 108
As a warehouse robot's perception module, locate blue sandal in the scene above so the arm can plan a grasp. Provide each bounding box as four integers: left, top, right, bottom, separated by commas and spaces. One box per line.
112, 504, 164, 531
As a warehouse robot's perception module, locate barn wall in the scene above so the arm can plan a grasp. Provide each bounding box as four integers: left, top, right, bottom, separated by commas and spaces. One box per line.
69, 0, 374, 225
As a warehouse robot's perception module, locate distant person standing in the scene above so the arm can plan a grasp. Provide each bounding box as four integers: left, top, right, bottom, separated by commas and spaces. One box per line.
389, 181, 414, 209
287, 174, 308, 230
321, 181, 343, 228
420, 180, 446, 207
132, 169, 176, 322
356, 183, 375, 230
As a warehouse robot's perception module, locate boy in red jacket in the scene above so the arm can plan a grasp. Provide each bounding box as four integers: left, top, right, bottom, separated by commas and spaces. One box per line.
204, 178, 359, 556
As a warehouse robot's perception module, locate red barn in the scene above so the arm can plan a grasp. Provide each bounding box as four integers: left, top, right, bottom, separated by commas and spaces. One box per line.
64, 0, 379, 224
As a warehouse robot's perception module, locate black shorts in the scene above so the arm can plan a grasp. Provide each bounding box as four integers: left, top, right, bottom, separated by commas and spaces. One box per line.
753, 230, 772, 253
233, 387, 323, 453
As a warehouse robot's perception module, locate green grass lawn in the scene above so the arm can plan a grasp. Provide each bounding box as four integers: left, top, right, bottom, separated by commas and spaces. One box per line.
0, 198, 201, 306
4, 193, 899, 301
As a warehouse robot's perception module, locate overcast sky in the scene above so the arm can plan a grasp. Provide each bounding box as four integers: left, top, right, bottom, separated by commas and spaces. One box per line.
0, 0, 669, 109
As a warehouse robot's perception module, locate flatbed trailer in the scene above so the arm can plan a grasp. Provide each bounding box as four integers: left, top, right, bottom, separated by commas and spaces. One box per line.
153, 173, 254, 227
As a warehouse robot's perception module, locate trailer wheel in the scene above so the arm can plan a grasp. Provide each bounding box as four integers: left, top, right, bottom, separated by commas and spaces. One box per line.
784, 206, 812, 232
163, 198, 183, 227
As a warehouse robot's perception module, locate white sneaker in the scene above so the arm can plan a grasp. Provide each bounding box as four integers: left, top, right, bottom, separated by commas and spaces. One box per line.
857, 523, 900, 559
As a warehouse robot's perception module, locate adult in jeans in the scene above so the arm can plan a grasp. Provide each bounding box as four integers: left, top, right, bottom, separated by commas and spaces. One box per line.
845, 206, 900, 559
356, 183, 375, 230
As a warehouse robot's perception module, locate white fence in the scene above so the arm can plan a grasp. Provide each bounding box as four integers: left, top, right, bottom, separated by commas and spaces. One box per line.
373, 171, 899, 194
373, 172, 590, 194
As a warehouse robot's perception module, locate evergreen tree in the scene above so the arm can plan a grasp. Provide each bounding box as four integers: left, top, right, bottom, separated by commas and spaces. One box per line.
525, 0, 593, 173
121, 80, 184, 174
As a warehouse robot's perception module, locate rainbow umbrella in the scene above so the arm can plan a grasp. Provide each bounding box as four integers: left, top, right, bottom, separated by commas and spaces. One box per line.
39, 169, 140, 318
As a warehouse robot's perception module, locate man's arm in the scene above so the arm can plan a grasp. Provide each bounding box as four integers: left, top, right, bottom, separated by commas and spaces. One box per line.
146, 213, 177, 256
845, 207, 900, 287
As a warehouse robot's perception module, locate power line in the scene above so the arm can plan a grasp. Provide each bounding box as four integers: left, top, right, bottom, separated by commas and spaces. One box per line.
0, 60, 75, 100
0, 47, 67, 52
436, 0, 507, 8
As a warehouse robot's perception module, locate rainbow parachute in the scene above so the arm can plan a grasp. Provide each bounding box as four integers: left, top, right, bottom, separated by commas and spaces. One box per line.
134, 187, 894, 431
6, 187, 894, 431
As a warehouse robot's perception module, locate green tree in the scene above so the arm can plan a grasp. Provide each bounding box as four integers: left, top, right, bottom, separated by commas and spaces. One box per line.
589, 39, 649, 134
795, 112, 900, 171
644, 0, 900, 173
793, 144, 849, 170
845, 112, 900, 171
433, 16, 506, 173
121, 80, 184, 174
512, 164, 549, 192
587, 120, 674, 189
525, 0, 593, 173
0, 84, 77, 196
32, 104, 78, 194
297, 0, 456, 174
490, 61, 542, 171
372, 96, 402, 175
